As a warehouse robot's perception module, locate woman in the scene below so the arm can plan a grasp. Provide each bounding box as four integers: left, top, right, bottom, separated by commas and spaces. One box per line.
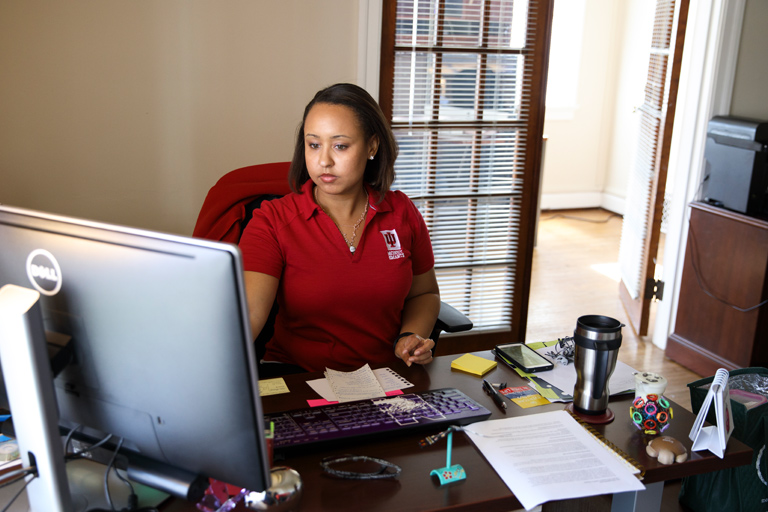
239, 83, 440, 373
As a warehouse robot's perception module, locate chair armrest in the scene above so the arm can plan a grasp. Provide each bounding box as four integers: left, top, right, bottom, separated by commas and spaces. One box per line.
432, 301, 473, 341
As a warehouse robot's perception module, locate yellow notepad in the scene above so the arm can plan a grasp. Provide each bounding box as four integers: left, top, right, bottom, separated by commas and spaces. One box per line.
451, 353, 497, 377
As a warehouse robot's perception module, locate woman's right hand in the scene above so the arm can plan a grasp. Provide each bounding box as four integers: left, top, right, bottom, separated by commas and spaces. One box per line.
395, 333, 435, 367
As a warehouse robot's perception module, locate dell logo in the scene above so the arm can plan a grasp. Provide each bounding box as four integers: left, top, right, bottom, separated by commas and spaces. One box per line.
30, 263, 58, 281
26, 249, 62, 296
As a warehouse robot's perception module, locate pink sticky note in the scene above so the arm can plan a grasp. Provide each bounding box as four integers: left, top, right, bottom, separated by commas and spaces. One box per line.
307, 389, 404, 407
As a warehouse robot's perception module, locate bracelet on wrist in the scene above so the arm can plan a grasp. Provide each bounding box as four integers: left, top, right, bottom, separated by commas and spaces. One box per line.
393, 331, 415, 350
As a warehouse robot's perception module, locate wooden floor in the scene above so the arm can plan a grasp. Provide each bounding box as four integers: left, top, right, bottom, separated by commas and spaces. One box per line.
525, 208, 702, 412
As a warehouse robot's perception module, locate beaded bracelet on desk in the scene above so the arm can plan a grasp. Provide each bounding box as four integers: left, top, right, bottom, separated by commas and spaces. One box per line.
320, 454, 402, 480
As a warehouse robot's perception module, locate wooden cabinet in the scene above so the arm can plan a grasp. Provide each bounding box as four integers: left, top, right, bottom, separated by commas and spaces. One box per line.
666, 201, 768, 376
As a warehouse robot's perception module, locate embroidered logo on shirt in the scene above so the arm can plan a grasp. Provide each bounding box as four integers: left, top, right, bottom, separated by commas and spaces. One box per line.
380, 230, 405, 260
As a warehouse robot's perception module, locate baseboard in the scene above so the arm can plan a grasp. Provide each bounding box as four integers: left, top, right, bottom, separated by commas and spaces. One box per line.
540, 192, 625, 214
600, 193, 625, 215
666, 333, 737, 377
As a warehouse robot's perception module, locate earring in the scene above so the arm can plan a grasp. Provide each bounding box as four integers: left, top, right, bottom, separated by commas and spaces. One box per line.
369, 155, 374, 160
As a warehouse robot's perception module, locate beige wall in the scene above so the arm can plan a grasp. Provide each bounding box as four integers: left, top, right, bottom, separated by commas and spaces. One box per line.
540, 0, 654, 212
602, 0, 656, 203
0, 0, 359, 235
540, 0, 619, 207
730, 0, 768, 120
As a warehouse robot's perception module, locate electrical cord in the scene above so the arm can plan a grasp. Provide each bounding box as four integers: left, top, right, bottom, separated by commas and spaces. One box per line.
0, 467, 37, 490
60, 428, 158, 512
64, 425, 112, 462
687, 214, 768, 313
92, 437, 159, 512
0, 469, 37, 512
541, 212, 621, 223
64, 423, 83, 455
104, 437, 126, 511
69, 433, 114, 459
687, 172, 768, 312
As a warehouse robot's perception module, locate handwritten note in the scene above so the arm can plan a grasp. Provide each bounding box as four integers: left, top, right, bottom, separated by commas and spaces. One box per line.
307, 367, 413, 403
258, 378, 290, 396
324, 364, 387, 402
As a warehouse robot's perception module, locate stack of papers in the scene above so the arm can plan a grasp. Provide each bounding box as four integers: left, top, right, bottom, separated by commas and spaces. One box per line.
308, 366, 415, 404
463, 410, 644, 510
324, 364, 386, 402
451, 353, 497, 376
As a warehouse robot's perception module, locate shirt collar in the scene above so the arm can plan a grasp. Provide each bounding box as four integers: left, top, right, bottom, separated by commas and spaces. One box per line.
296, 180, 392, 220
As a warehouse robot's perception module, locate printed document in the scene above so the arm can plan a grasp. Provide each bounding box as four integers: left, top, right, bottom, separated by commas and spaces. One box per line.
463, 410, 644, 511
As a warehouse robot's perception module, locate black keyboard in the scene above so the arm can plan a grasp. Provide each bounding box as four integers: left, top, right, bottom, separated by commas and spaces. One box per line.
266, 388, 491, 450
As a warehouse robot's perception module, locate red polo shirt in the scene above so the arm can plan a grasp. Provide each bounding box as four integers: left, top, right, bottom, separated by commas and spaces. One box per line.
239, 180, 435, 372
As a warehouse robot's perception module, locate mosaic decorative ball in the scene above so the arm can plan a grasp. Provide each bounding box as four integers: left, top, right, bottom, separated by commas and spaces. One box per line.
630, 394, 673, 435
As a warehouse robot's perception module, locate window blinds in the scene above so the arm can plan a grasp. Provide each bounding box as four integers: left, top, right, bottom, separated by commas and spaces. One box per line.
618, 0, 677, 301
381, 0, 551, 339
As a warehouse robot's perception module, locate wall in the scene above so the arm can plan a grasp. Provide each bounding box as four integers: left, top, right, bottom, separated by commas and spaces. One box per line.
540, 0, 654, 213
0, 0, 359, 235
730, 0, 768, 120
601, 0, 656, 211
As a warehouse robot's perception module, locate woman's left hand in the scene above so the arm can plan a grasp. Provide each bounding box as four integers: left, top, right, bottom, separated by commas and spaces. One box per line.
395, 334, 435, 367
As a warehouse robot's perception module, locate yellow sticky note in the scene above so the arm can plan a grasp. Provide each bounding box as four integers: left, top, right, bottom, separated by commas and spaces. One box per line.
451, 353, 497, 377
511, 394, 550, 408
258, 378, 290, 396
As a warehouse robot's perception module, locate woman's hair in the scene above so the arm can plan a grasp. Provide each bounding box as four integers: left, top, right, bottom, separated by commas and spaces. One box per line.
288, 83, 398, 199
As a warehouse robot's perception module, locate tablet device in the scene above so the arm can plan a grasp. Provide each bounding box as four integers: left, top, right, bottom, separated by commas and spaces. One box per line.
494, 343, 554, 373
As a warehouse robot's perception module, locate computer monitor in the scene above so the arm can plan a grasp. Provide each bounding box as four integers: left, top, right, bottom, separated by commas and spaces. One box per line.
0, 204, 271, 500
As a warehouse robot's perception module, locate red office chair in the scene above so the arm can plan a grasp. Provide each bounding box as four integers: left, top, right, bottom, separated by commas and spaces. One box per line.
193, 162, 293, 244
193, 162, 472, 362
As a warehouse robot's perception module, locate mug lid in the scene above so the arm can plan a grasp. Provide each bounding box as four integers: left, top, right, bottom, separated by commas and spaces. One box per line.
574, 315, 623, 349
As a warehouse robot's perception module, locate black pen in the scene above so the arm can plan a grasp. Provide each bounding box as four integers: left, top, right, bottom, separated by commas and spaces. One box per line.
482, 379, 507, 412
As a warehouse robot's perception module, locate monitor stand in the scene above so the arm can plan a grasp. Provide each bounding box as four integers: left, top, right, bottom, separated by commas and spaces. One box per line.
244, 466, 303, 511
0, 284, 74, 512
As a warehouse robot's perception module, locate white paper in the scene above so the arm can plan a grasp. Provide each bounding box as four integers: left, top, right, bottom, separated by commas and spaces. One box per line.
324, 364, 386, 402
463, 410, 644, 511
308, 367, 414, 402
535, 347, 636, 397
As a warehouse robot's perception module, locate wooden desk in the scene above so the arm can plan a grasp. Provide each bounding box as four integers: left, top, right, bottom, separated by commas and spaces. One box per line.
162, 353, 752, 512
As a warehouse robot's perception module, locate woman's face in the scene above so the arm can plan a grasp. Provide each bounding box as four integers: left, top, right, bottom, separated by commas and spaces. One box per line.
304, 103, 378, 197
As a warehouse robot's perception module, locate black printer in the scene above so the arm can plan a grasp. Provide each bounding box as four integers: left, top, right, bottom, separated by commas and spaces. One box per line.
703, 116, 768, 216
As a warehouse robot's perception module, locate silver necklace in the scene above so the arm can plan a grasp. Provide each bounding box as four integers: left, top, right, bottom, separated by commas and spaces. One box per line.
314, 188, 369, 253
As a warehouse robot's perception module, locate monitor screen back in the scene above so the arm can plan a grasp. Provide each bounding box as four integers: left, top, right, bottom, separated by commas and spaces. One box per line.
0, 205, 270, 492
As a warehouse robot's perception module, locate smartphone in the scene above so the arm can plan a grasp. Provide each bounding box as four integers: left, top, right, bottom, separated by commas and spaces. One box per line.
494, 343, 554, 372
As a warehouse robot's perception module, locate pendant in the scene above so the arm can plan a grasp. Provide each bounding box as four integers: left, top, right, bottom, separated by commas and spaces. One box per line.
349, 246, 356, 253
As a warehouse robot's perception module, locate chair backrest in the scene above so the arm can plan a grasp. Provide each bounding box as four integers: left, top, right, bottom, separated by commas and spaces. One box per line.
193, 162, 291, 244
